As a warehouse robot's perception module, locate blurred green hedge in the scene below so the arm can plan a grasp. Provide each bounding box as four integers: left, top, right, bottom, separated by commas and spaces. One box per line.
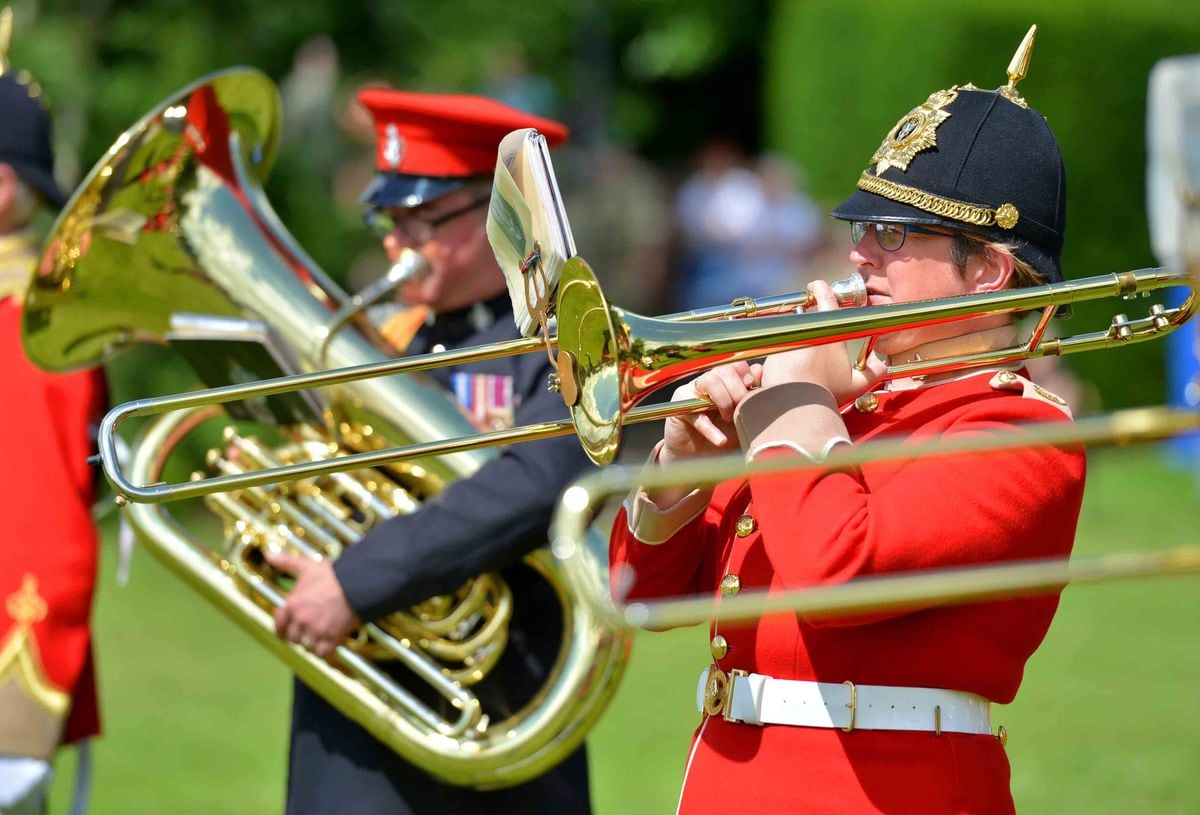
765, 0, 1200, 409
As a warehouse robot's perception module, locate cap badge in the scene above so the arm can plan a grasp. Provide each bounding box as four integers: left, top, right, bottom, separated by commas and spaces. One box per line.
383, 123, 405, 170
870, 87, 959, 175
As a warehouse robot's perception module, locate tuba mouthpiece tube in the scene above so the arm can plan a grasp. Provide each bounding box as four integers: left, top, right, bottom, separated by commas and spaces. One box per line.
383, 247, 431, 291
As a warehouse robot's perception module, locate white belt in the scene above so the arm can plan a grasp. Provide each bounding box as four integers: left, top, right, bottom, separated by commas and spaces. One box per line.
697, 668, 993, 735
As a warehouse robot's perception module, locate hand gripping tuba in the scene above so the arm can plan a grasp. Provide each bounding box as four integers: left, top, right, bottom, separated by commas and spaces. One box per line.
21, 69, 630, 789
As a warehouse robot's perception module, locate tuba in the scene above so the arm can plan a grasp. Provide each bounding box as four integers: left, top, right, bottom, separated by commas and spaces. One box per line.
21, 68, 631, 789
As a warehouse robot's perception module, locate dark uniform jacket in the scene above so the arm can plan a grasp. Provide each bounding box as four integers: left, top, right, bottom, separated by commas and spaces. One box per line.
287, 293, 594, 815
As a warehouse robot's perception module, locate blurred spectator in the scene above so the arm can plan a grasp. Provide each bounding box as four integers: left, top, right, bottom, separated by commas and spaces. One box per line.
671, 138, 765, 311
562, 143, 672, 315
739, 153, 823, 295
280, 36, 342, 185
483, 45, 562, 120
274, 36, 375, 292
1146, 54, 1200, 467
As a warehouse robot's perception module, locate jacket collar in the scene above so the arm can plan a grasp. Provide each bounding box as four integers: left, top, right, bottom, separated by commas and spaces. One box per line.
884, 324, 1021, 391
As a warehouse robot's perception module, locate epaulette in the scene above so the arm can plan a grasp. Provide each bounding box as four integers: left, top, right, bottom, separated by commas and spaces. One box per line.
988, 370, 1072, 417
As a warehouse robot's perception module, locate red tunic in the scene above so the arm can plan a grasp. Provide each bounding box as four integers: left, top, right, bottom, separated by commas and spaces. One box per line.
0, 239, 106, 756
611, 371, 1086, 814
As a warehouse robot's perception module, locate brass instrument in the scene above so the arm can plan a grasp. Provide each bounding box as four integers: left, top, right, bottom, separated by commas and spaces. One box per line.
547, 405, 1200, 631
21, 69, 631, 789
96, 257, 1194, 502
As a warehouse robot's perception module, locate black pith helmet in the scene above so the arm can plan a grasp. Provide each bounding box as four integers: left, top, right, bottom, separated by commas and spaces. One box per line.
831, 26, 1067, 284
0, 8, 67, 210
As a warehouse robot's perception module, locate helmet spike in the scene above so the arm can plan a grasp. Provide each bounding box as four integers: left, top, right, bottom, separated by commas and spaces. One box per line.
999, 25, 1037, 108
1007, 25, 1037, 89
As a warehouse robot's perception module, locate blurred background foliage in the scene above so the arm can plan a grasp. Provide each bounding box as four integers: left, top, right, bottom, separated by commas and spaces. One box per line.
11, 0, 767, 300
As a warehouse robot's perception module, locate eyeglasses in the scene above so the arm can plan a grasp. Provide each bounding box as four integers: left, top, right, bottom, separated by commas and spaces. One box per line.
364, 194, 490, 244
850, 221, 954, 252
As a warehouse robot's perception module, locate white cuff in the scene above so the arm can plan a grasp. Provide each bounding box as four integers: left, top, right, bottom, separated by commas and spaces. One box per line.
734, 382, 849, 460
623, 441, 713, 544
747, 435, 852, 462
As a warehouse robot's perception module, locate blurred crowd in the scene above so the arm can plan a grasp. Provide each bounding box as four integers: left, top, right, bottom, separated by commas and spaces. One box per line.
565, 136, 835, 319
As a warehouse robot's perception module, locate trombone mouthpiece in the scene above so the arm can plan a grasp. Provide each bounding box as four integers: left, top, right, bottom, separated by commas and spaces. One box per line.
831, 275, 868, 307
802, 276, 868, 310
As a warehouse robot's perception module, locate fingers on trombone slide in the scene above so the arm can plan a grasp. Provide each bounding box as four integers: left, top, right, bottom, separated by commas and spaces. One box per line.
694, 363, 762, 418
677, 363, 763, 446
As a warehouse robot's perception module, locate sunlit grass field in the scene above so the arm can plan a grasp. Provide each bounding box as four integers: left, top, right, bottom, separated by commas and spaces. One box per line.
49, 444, 1200, 814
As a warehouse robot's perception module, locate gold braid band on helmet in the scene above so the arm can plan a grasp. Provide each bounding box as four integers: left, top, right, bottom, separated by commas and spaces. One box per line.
856, 172, 1020, 230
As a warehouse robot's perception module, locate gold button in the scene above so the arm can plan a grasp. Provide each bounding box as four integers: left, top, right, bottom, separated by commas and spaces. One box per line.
998, 371, 1018, 384
710, 635, 728, 660
996, 725, 1008, 747
735, 514, 756, 537
854, 392, 879, 413
720, 573, 741, 596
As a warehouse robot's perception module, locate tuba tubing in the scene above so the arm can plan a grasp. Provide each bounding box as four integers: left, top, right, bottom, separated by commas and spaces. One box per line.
130, 406, 630, 779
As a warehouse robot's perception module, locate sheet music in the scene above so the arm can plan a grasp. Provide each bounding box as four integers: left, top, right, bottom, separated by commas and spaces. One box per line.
487, 128, 575, 337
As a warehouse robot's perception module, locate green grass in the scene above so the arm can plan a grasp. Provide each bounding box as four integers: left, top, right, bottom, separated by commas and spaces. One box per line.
999, 445, 1200, 814
49, 445, 1200, 814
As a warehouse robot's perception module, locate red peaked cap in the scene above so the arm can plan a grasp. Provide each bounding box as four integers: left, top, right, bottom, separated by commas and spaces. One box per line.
358, 88, 569, 209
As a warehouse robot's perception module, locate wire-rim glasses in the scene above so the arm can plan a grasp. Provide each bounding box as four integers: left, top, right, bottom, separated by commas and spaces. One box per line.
850, 221, 954, 252
364, 194, 490, 243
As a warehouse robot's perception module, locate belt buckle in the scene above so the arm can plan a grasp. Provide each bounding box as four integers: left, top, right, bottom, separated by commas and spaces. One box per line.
702, 667, 728, 717
842, 680, 857, 732
703, 667, 748, 722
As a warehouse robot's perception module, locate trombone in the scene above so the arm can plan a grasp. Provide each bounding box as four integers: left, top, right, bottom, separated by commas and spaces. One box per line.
98, 259, 1195, 504
545, 404, 1200, 631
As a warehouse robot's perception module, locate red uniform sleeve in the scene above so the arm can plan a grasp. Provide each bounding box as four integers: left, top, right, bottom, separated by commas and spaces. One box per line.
747, 395, 1086, 626
609, 391, 1086, 631
609, 488, 729, 607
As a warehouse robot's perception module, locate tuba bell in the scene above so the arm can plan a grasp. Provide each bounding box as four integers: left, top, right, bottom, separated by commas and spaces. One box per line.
22, 68, 631, 789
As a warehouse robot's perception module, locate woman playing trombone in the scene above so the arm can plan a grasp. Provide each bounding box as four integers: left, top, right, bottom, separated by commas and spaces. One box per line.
611, 32, 1086, 814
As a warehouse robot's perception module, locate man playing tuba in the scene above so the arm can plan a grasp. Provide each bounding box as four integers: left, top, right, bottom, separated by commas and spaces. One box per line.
266, 90, 596, 814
